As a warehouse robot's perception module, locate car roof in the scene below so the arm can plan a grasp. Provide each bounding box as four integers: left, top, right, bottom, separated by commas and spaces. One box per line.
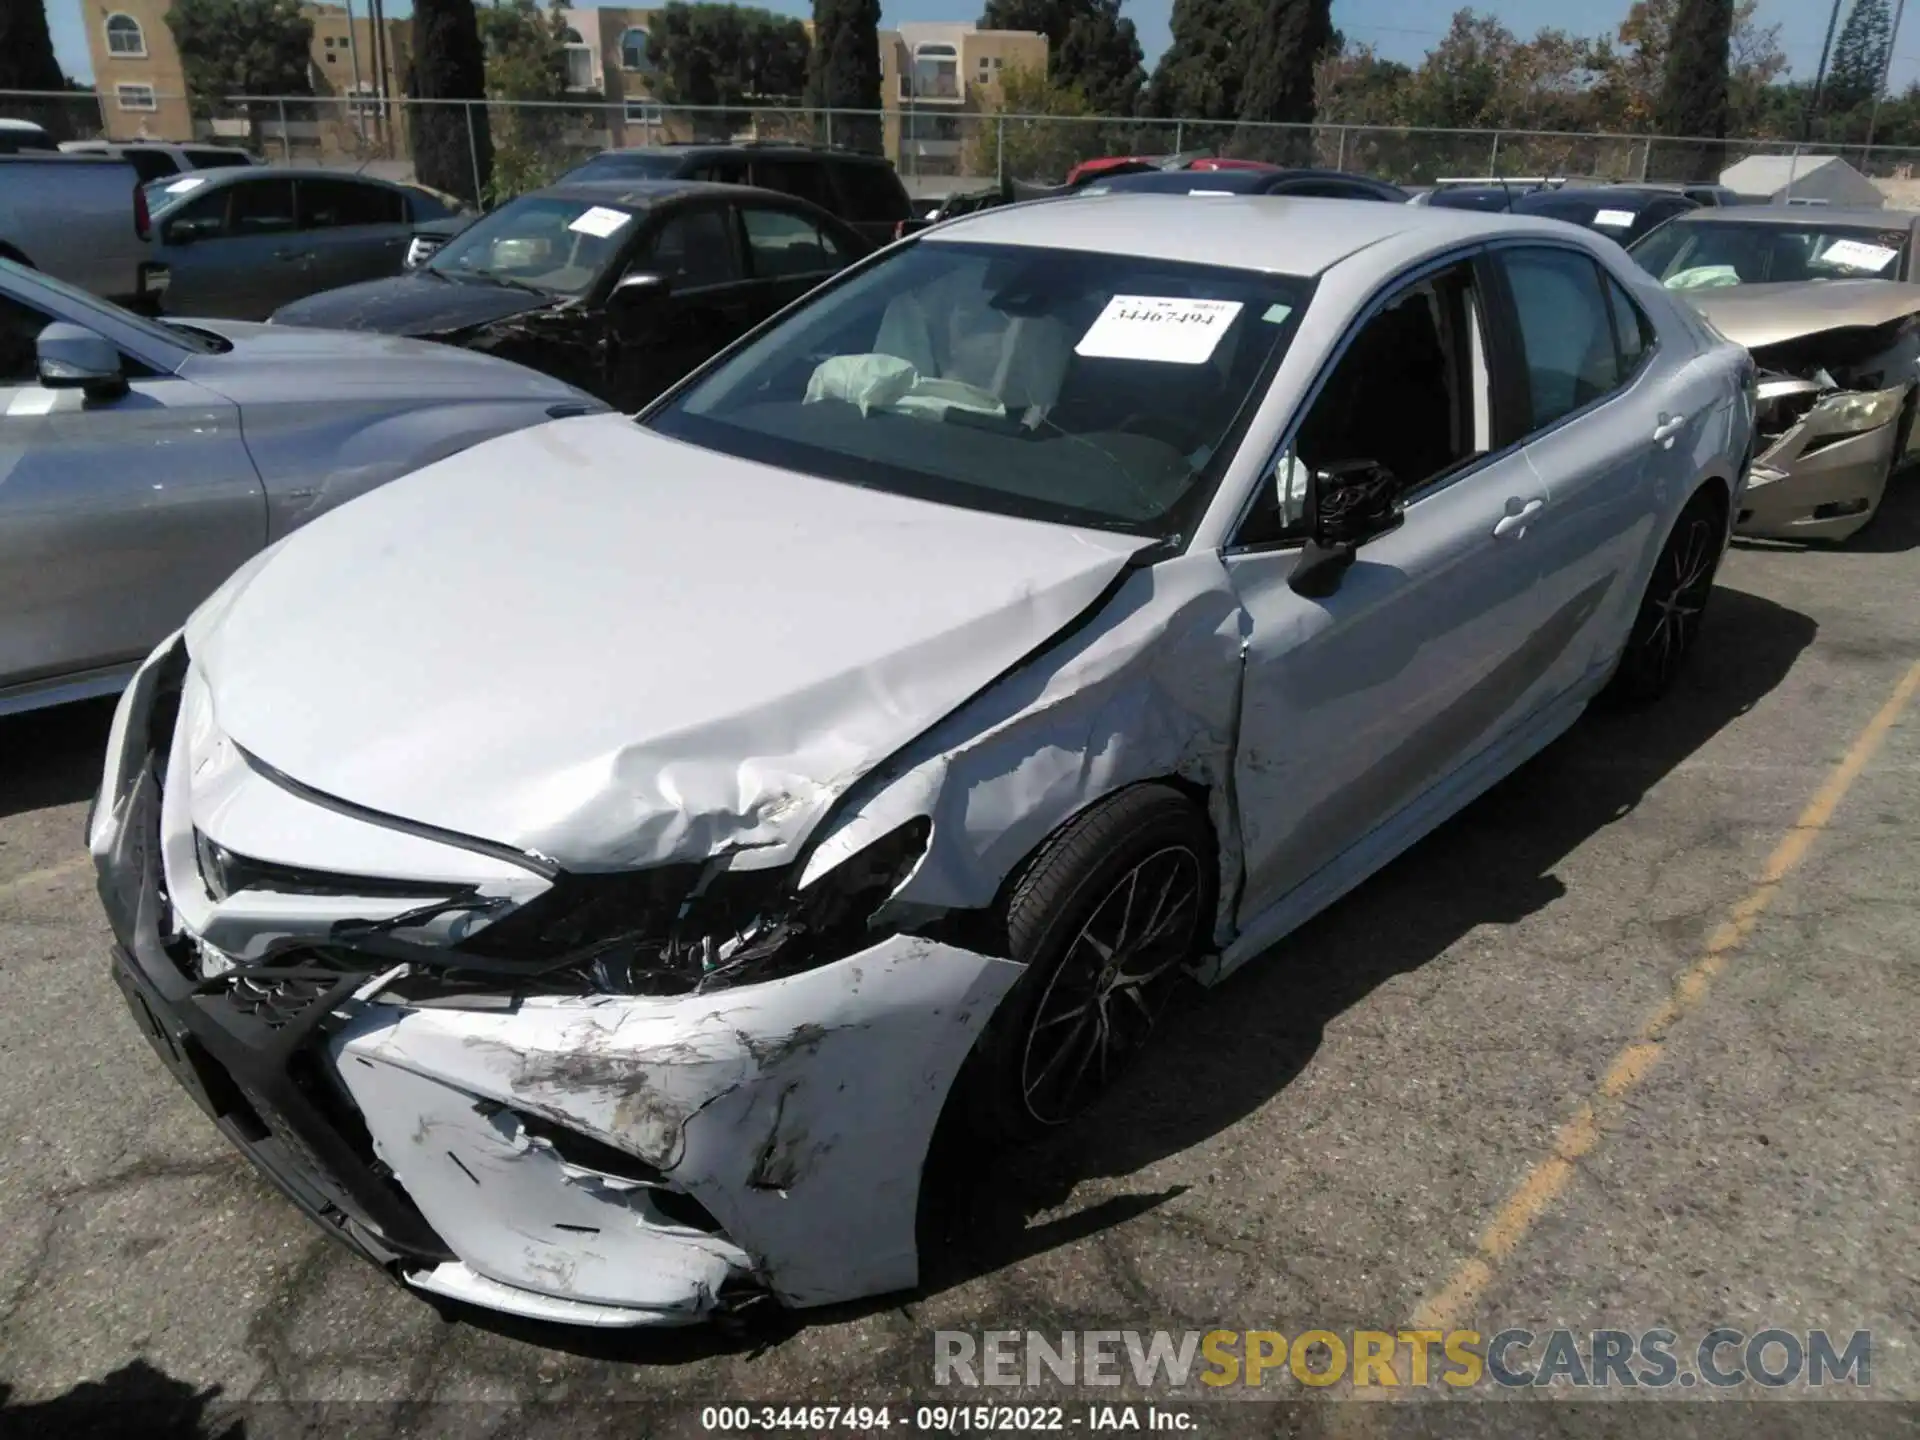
1666, 204, 1917, 227
159, 164, 400, 186
925, 193, 1581, 275
1518, 185, 1693, 205
525, 177, 801, 208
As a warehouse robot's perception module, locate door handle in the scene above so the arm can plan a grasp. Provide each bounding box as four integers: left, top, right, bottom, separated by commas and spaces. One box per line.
1492, 497, 1545, 538
1653, 412, 1688, 446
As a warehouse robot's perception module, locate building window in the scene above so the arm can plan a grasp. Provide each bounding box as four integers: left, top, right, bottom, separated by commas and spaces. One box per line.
560, 29, 596, 91
624, 100, 663, 124
910, 44, 959, 101
346, 83, 379, 116
115, 82, 156, 111
619, 27, 652, 72
105, 13, 146, 57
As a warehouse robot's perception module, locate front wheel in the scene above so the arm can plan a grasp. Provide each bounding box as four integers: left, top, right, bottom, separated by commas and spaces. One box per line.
957, 784, 1215, 1146
1601, 487, 1725, 707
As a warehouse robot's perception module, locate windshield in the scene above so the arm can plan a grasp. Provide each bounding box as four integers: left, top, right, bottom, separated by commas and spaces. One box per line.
646, 240, 1312, 536
427, 194, 640, 294
1629, 219, 1911, 287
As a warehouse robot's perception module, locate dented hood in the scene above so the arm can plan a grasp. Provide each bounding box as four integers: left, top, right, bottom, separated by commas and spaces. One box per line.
185, 413, 1149, 871
1683, 279, 1920, 351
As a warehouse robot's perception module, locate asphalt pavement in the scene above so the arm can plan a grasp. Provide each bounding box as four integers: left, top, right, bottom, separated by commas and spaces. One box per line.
1, 484, 1917, 1438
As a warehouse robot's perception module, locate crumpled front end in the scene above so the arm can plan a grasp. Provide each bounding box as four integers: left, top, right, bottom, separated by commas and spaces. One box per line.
89, 637, 1023, 1327
1722, 304, 1919, 544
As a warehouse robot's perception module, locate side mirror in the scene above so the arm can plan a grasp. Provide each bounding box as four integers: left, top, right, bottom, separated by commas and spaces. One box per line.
37, 323, 127, 400
610, 271, 670, 309
162, 219, 198, 245
1287, 458, 1404, 599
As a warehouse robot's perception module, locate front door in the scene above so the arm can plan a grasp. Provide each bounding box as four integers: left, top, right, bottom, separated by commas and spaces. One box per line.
1226, 254, 1561, 923
607, 202, 756, 408
159, 175, 309, 320
0, 286, 264, 694
736, 201, 859, 314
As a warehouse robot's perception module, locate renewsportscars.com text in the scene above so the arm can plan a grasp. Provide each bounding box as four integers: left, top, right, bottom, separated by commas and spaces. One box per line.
933, 1328, 1873, 1390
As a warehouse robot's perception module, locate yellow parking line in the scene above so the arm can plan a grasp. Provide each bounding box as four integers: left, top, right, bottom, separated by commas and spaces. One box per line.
0, 853, 91, 904
1410, 658, 1920, 1336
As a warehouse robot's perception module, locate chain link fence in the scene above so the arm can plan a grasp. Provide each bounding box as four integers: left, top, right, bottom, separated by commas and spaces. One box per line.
11, 87, 1920, 206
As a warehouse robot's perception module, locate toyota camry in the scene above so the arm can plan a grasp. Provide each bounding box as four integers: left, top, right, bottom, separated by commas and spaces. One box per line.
91, 194, 1756, 1328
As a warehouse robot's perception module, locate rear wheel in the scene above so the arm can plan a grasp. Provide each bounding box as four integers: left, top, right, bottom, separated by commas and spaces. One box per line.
1601, 487, 1725, 707
958, 784, 1214, 1145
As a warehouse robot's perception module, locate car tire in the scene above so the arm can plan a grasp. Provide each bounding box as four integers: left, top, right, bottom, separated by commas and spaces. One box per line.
956, 783, 1215, 1147
1600, 485, 1726, 708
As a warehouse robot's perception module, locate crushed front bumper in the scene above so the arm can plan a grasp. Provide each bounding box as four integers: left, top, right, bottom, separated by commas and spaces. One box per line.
1736, 384, 1905, 543
93, 642, 1024, 1327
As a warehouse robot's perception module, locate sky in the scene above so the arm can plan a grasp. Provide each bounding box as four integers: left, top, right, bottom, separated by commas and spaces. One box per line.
46, 0, 1888, 96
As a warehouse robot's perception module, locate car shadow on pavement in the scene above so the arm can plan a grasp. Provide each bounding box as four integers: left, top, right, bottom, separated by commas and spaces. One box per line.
922, 581, 1818, 1289
0, 695, 115, 823
0, 1359, 241, 1439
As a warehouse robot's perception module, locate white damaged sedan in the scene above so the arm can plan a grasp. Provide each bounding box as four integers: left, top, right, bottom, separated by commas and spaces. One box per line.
91, 195, 1755, 1327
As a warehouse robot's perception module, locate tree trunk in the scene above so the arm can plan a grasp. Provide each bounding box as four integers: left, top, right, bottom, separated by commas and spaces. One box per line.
409, 0, 493, 204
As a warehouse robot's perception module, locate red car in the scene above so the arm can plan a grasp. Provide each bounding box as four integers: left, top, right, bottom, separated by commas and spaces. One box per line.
1061, 152, 1280, 187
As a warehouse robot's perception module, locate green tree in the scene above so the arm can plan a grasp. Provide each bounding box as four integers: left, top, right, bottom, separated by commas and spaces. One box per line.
478, 0, 570, 202
969, 64, 1106, 180
1653, 0, 1733, 180
1144, 0, 1254, 128
1826, 0, 1895, 111
806, 0, 882, 151
0, 0, 77, 140
409, 0, 493, 205
165, 0, 314, 109
650, 3, 810, 106
1235, 0, 1333, 158
980, 0, 1146, 115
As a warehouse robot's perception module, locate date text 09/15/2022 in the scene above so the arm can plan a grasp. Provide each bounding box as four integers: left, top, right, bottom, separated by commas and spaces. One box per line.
700, 1405, 1199, 1432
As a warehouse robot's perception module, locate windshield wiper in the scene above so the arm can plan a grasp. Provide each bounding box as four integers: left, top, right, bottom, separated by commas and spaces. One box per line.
458, 269, 550, 296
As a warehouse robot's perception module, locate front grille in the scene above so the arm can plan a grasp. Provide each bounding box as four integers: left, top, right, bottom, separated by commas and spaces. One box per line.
223, 972, 334, 1030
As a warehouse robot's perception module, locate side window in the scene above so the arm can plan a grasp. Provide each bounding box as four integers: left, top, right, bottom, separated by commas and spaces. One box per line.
751, 158, 835, 212
1603, 273, 1653, 380
164, 187, 231, 241
1497, 246, 1623, 431
1238, 262, 1493, 546
227, 178, 298, 235
740, 206, 847, 278
641, 206, 741, 289
185, 149, 251, 168
299, 178, 403, 228
0, 292, 55, 386
692, 157, 749, 185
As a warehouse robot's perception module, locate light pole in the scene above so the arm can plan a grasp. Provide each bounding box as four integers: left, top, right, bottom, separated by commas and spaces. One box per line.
1866, 0, 1909, 154
1799, 0, 1845, 144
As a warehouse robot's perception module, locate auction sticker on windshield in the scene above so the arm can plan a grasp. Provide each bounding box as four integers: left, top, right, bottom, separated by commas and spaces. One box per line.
1593, 208, 1636, 228
165, 175, 206, 194
1821, 239, 1898, 272
1076, 295, 1244, 364
568, 205, 632, 238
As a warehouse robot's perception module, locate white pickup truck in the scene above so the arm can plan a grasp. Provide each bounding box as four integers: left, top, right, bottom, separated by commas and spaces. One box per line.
0, 152, 165, 307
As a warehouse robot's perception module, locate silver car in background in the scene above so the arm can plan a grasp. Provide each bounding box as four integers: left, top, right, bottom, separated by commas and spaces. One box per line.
0, 260, 608, 717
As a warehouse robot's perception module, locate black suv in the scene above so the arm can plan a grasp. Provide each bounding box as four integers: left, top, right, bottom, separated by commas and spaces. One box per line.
559, 142, 911, 247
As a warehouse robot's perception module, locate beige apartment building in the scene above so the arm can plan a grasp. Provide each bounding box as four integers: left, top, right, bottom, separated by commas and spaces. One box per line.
78, 0, 1045, 177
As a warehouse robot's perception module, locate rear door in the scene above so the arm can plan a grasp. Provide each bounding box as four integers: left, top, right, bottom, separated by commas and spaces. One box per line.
1488, 243, 1678, 699
735, 200, 860, 313
297, 176, 411, 294
608, 200, 755, 407
0, 279, 264, 696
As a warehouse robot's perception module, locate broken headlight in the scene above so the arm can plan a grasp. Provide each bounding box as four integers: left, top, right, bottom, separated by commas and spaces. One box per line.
359, 817, 933, 1000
